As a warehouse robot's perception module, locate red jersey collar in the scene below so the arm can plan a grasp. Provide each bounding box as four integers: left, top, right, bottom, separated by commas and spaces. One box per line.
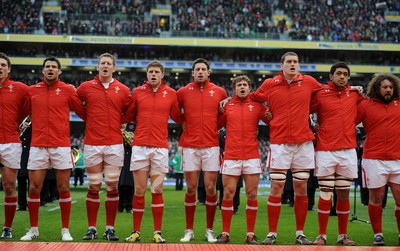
144, 79, 166, 90
93, 74, 115, 85
327, 81, 351, 91
193, 79, 211, 88
0, 76, 10, 86
41, 77, 61, 87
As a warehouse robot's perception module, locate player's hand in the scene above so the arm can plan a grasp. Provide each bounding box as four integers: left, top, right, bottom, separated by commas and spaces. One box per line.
265, 108, 273, 120
351, 85, 363, 95
219, 97, 232, 113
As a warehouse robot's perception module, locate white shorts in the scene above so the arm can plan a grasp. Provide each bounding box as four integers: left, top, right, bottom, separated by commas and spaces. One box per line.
28, 147, 73, 170
84, 144, 124, 167
221, 159, 262, 176
0, 143, 22, 169
130, 146, 169, 174
182, 146, 220, 172
315, 149, 357, 178
267, 141, 315, 170
362, 158, 400, 189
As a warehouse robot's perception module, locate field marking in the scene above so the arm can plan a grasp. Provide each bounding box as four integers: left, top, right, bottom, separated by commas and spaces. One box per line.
47, 200, 77, 211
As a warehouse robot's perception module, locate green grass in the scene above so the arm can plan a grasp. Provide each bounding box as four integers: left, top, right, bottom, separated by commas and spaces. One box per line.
0, 185, 398, 246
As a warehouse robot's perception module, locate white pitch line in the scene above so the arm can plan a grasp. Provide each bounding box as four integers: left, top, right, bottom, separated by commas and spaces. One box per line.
47, 200, 77, 211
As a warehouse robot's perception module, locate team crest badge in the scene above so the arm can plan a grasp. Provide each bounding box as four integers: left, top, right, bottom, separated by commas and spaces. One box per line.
8, 84, 13, 92
209, 90, 215, 96
248, 104, 253, 111
55, 88, 61, 95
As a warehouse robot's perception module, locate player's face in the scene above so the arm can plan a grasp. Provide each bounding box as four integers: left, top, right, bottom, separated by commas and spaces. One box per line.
97, 56, 116, 78
281, 55, 299, 77
42, 60, 61, 83
147, 66, 164, 88
234, 80, 251, 98
379, 79, 394, 101
0, 58, 10, 82
330, 67, 349, 90
192, 63, 210, 85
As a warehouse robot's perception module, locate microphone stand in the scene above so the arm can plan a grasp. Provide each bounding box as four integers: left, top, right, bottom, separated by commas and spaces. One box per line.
349, 181, 370, 224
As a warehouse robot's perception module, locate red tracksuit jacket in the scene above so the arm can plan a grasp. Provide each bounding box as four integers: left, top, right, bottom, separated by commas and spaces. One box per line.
311, 82, 364, 151
220, 95, 269, 160
0, 77, 30, 143
128, 81, 182, 148
177, 80, 228, 147
250, 71, 322, 144
77, 75, 131, 145
28, 79, 85, 147
357, 97, 400, 160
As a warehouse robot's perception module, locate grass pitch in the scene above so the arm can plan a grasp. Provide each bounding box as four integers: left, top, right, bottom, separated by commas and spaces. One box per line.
0, 184, 398, 246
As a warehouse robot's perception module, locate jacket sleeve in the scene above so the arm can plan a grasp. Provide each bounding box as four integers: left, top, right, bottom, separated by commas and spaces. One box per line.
76, 84, 86, 102
123, 89, 138, 124
310, 92, 320, 114
177, 88, 185, 110
310, 76, 323, 94
217, 111, 226, 130
356, 100, 366, 125
69, 87, 86, 121
19, 84, 31, 121
170, 92, 183, 124
259, 104, 270, 126
249, 79, 270, 102
120, 88, 133, 124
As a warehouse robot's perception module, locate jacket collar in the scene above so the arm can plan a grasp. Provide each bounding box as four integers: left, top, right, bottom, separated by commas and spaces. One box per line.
0, 76, 10, 87
327, 81, 351, 92
144, 79, 166, 92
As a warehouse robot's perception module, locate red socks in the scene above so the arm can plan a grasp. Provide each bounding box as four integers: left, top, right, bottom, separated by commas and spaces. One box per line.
3, 196, 17, 228
86, 189, 100, 228
205, 194, 218, 229
184, 193, 196, 229
294, 195, 308, 231
151, 193, 164, 232
246, 199, 258, 234
132, 195, 145, 232
59, 191, 71, 229
27, 193, 40, 227
267, 195, 281, 232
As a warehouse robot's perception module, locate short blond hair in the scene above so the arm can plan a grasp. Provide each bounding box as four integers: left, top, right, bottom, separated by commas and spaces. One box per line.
98, 53, 116, 66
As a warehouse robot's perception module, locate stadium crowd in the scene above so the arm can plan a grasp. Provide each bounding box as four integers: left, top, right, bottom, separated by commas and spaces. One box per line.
1, 0, 399, 43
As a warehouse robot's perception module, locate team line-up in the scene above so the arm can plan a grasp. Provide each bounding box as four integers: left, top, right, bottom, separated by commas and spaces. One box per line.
0, 51, 399, 246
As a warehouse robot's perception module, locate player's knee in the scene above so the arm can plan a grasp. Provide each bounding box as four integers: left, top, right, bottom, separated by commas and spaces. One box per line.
318, 176, 335, 200
335, 176, 353, 190
150, 171, 165, 193
87, 172, 103, 185
104, 165, 120, 183
245, 189, 257, 200
269, 171, 287, 183
292, 170, 310, 181
105, 182, 118, 191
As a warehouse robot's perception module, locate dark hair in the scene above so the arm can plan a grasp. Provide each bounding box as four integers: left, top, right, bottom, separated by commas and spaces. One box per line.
231, 75, 252, 89
146, 60, 164, 73
366, 73, 400, 99
99, 52, 116, 66
280, 52, 299, 64
0, 52, 11, 68
191, 58, 210, 71
330, 61, 350, 76
43, 56, 61, 69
